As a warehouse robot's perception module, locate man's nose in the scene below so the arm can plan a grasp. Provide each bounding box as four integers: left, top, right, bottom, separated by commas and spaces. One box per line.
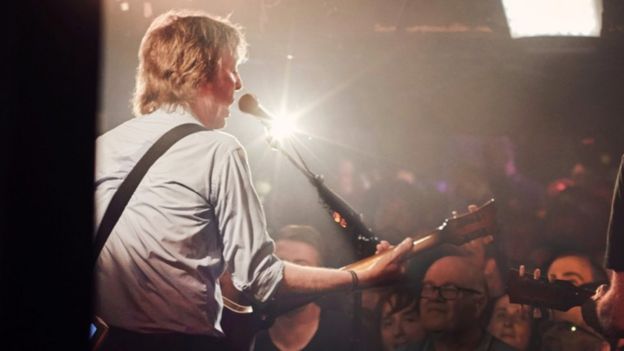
430, 293, 446, 302
392, 322, 405, 336
235, 73, 243, 91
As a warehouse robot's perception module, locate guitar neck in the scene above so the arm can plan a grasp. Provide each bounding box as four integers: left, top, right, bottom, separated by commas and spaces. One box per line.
224, 199, 495, 320
342, 230, 442, 272
506, 269, 595, 311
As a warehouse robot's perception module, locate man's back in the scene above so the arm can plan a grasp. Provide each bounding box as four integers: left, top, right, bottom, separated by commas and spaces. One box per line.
94, 110, 281, 335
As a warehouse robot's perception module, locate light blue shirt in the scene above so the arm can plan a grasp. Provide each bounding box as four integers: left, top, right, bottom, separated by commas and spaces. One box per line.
94, 109, 284, 336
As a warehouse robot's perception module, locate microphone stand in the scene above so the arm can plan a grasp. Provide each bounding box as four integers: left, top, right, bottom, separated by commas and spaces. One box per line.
261, 131, 379, 351
263, 133, 380, 255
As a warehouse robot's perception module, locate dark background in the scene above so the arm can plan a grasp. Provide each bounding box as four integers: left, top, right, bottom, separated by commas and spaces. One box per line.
2, 0, 99, 350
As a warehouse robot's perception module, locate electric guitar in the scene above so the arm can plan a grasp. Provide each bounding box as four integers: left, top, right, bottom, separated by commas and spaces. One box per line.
220, 198, 498, 351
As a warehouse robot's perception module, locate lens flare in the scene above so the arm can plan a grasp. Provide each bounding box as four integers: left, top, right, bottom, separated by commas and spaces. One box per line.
265, 115, 297, 143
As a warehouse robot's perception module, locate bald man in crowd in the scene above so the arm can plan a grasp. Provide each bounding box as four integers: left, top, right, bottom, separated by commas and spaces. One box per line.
402, 256, 516, 351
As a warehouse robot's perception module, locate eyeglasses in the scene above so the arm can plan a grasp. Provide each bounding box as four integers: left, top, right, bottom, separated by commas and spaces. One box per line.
421, 284, 483, 300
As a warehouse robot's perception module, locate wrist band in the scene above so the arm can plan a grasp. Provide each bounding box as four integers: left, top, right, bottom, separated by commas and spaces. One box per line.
348, 270, 359, 291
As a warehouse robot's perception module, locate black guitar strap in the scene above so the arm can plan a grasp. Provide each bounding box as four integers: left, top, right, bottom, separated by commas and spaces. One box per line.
92, 123, 206, 266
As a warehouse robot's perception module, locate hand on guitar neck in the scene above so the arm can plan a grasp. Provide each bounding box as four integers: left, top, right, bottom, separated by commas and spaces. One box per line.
348, 237, 414, 289
344, 200, 496, 275
223, 200, 496, 307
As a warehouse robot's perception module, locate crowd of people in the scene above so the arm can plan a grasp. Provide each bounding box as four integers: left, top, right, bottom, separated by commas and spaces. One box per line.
252, 151, 624, 350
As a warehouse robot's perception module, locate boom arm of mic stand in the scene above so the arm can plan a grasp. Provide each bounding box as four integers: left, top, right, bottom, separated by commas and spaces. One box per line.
267, 136, 380, 257
307, 175, 381, 252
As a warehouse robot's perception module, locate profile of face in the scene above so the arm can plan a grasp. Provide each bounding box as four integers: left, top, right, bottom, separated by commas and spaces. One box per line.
380, 297, 425, 351
487, 295, 532, 351
419, 256, 487, 334
274, 239, 321, 267
192, 51, 242, 129
547, 255, 596, 327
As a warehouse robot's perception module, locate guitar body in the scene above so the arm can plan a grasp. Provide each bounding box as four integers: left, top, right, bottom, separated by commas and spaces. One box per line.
219, 272, 269, 351
220, 307, 263, 351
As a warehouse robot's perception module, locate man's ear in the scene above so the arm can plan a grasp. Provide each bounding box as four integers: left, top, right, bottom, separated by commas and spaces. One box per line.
484, 257, 497, 275
197, 80, 214, 95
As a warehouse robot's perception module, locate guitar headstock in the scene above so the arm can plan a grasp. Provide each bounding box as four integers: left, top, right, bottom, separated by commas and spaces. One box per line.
439, 199, 497, 246
506, 268, 594, 311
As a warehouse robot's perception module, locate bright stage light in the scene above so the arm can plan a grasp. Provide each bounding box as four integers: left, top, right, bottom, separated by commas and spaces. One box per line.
501, 0, 602, 38
264, 115, 297, 144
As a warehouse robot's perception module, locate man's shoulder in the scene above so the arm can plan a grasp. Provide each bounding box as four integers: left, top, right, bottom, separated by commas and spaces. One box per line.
196, 129, 241, 146
99, 113, 242, 150
187, 130, 246, 162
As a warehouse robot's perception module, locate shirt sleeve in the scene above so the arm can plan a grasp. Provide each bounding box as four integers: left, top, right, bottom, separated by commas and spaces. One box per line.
212, 146, 284, 302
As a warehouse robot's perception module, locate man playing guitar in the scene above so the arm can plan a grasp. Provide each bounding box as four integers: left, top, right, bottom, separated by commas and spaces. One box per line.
94, 10, 413, 351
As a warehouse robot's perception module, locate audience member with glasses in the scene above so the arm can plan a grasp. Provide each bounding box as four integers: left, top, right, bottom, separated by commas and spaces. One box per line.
399, 255, 517, 351
421, 284, 483, 301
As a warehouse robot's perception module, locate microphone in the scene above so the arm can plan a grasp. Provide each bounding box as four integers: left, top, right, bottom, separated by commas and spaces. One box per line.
238, 93, 274, 120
